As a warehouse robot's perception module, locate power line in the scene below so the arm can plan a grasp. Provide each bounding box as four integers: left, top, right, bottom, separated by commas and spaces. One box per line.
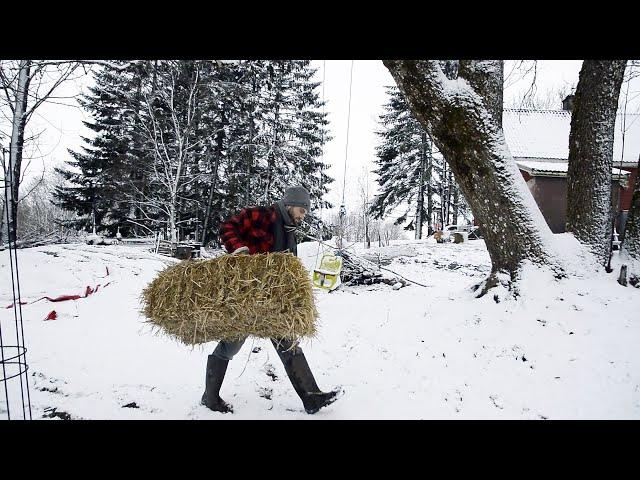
341, 60, 354, 207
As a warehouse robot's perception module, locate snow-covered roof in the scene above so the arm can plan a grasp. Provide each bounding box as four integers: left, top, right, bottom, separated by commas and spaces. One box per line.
517, 160, 630, 180
503, 109, 640, 167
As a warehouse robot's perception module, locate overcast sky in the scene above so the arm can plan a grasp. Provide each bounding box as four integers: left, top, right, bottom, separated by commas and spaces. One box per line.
311, 60, 593, 214
15, 60, 639, 218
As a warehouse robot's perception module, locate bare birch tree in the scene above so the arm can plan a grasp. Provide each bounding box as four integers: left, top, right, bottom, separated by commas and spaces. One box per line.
0, 60, 130, 245
133, 61, 213, 243
0, 61, 86, 243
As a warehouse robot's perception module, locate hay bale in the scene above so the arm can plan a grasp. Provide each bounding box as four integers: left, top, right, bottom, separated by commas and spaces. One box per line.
141, 253, 318, 345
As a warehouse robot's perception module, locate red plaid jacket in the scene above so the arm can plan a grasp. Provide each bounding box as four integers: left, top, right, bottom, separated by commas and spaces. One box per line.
219, 206, 278, 254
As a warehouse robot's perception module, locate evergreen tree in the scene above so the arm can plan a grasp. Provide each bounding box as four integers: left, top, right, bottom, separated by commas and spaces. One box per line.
251, 60, 332, 207
54, 61, 149, 235
371, 86, 472, 237
370, 86, 435, 237
55, 60, 333, 244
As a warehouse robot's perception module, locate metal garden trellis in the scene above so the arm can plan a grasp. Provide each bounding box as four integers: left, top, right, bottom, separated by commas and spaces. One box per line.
1, 145, 32, 420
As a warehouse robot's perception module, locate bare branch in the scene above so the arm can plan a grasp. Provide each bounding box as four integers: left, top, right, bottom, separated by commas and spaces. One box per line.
16, 167, 45, 204
37, 98, 83, 109
125, 218, 155, 235
0, 68, 16, 114
25, 63, 79, 122
518, 61, 539, 108
76, 60, 135, 72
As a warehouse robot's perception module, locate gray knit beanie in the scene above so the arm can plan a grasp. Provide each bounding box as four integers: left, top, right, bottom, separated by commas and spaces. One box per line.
282, 186, 311, 210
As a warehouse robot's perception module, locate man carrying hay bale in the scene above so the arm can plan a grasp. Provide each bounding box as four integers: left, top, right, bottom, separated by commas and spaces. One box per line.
201, 186, 343, 414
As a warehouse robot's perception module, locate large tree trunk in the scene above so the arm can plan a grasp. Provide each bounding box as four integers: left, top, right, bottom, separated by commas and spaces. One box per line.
245, 72, 260, 207
446, 168, 453, 224
7, 61, 31, 245
131, 69, 145, 237
201, 155, 220, 245
264, 62, 282, 203
566, 60, 627, 266
415, 132, 427, 239
245, 108, 255, 206
169, 200, 178, 243
0, 198, 5, 245
439, 161, 446, 229
426, 135, 433, 235
453, 185, 460, 226
201, 110, 225, 245
384, 60, 561, 294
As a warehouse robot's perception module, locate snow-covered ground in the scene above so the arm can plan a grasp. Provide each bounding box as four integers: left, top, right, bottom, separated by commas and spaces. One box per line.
1, 238, 639, 419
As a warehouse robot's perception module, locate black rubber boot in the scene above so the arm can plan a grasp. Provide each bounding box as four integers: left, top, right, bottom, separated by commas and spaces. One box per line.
272, 339, 343, 414
201, 355, 233, 413
301, 389, 343, 414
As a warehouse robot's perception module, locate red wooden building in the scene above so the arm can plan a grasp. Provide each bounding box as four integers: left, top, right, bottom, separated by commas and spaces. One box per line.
502, 96, 639, 235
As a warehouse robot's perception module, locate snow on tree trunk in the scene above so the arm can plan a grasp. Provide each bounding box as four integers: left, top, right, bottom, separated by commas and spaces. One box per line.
201, 155, 220, 245
446, 168, 453, 224
136, 61, 203, 245
566, 60, 627, 266
0, 198, 4, 244
201, 108, 224, 245
453, 186, 460, 225
7, 61, 31, 244
169, 201, 177, 243
383, 60, 562, 295
619, 155, 640, 286
416, 132, 427, 239
458, 61, 503, 127
427, 138, 434, 235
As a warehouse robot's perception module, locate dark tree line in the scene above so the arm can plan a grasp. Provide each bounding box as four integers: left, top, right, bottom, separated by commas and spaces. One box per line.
54, 60, 333, 245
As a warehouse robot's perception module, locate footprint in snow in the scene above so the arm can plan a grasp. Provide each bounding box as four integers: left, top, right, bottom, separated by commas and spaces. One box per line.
257, 386, 273, 400
264, 364, 278, 381
489, 395, 504, 409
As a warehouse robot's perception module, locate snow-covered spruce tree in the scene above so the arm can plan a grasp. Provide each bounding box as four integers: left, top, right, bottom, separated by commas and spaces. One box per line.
54, 83, 126, 233
566, 60, 627, 266
251, 60, 331, 206
54, 61, 152, 236
431, 152, 471, 227
214, 60, 272, 222
197, 63, 235, 245
54, 60, 332, 245
370, 86, 434, 238
166, 60, 249, 245
383, 60, 563, 295
206, 60, 331, 244
121, 61, 161, 237
371, 85, 472, 238
227, 60, 271, 211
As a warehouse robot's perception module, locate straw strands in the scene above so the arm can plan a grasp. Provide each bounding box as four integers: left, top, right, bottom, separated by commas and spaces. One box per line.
141, 253, 318, 345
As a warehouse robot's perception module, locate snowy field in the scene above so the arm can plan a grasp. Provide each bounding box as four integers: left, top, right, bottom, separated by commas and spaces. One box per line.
1, 237, 639, 420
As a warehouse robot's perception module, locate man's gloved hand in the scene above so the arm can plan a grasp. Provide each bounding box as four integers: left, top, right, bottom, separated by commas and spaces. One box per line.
232, 246, 250, 255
